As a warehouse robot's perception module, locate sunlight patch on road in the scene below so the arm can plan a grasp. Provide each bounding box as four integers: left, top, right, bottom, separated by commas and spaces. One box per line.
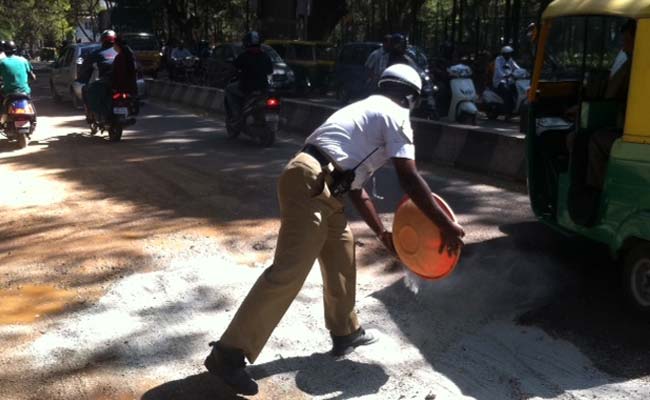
0, 285, 76, 324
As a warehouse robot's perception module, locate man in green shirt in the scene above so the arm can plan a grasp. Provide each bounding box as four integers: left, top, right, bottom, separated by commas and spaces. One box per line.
0, 41, 36, 98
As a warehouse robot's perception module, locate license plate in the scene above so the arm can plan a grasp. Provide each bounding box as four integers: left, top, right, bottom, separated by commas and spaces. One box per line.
265, 114, 280, 122
113, 107, 128, 115
15, 121, 29, 128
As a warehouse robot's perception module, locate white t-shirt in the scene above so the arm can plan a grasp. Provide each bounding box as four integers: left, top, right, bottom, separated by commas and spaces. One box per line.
305, 95, 415, 190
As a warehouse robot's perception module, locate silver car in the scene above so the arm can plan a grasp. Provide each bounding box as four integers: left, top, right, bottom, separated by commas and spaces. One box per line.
49, 43, 145, 108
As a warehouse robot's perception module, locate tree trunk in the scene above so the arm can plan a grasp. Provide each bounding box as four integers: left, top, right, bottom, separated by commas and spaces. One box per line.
450, 0, 458, 44
512, 0, 521, 53
504, 0, 512, 44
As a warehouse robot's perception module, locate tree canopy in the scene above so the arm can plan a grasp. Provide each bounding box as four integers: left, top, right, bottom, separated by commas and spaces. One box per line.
0, 0, 555, 56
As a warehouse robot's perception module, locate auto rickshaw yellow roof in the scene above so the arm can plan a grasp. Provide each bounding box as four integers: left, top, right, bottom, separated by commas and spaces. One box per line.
543, 0, 650, 20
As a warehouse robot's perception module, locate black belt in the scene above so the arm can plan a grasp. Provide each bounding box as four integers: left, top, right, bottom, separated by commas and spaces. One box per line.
301, 144, 330, 167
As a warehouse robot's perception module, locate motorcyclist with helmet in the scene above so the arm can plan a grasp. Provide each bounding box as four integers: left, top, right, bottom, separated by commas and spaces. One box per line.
386, 33, 418, 69
202, 64, 465, 396
0, 40, 36, 120
492, 45, 523, 118
224, 31, 273, 125
78, 30, 118, 123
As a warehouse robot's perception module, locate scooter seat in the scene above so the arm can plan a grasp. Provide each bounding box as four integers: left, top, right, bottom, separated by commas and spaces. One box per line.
5, 93, 31, 101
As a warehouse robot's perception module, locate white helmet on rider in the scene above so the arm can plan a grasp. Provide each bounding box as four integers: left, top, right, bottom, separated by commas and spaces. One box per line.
501, 46, 514, 55
378, 64, 422, 111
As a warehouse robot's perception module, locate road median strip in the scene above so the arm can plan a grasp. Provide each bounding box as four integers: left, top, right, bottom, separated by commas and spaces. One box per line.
145, 79, 526, 182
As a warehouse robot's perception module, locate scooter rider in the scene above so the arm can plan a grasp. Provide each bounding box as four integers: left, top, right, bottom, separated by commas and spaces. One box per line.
202, 64, 465, 396
0, 40, 36, 119
78, 30, 117, 122
492, 46, 522, 117
224, 31, 273, 124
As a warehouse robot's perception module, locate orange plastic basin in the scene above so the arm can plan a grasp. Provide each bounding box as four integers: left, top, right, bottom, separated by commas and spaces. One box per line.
392, 193, 460, 280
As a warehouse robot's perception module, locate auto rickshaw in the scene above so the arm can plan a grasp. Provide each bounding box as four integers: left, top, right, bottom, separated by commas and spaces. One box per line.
528, 0, 650, 310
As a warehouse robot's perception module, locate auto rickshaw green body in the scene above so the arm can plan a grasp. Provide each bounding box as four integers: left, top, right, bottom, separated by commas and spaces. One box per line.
528, 0, 650, 308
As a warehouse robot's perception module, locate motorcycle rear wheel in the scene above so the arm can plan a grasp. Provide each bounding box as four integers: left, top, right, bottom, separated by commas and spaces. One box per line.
108, 126, 123, 142
258, 127, 275, 147
17, 132, 28, 149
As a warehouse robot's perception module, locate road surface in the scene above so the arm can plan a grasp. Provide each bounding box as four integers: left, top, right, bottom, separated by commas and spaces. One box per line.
0, 79, 648, 400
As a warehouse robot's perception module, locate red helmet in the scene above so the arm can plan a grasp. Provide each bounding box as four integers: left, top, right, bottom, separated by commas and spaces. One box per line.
101, 30, 116, 44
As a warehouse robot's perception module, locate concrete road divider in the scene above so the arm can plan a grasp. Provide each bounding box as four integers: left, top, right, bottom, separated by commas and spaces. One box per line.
146, 80, 526, 182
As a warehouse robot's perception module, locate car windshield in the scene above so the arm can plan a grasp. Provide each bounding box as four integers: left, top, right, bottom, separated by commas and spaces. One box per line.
80, 45, 100, 57
123, 35, 159, 51
316, 45, 336, 61
294, 44, 314, 61
233, 44, 284, 63
542, 16, 629, 81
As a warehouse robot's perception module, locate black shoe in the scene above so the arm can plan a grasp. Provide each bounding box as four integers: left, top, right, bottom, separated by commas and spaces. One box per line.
330, 327, 378, 357
204, 341, 259, 396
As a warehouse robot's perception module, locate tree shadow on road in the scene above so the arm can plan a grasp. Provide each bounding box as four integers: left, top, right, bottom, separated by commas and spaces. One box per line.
372, 220, 650, 399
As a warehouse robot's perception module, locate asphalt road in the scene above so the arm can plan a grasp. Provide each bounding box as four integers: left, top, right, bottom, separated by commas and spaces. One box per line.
0, 79, 648, 400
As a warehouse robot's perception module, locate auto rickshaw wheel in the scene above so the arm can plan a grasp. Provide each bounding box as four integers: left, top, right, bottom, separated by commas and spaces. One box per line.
623, 243, 650, 312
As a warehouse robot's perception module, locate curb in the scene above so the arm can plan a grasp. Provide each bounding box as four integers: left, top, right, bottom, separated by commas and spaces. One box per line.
146, 80, 526, 182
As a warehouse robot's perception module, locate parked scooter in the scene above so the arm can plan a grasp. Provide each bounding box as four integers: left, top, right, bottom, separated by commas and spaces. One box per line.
481, 66, 531, 120
0, 93, 36, 148
225, 91, 281, 147
437, 64, 479, 124
85, 89, 138, 142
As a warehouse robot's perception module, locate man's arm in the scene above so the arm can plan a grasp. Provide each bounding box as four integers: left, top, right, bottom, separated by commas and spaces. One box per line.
348, 188, 396, 254
392, 158, 465, 255
27, 61, 35, 80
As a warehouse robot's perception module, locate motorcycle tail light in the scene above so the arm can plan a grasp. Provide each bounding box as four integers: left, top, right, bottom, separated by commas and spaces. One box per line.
266, 98, 280, 108
112, 92, 131, 100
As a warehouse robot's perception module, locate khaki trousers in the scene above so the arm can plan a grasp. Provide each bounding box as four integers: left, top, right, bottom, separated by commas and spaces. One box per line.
220, 152, 360, 363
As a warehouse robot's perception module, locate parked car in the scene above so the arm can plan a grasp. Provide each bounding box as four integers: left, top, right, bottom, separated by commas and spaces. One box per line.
265, 40, 336, 94
202, 43, 296, 95
50, 42, 146, 108
333, 42, 380, 103
120, 32, 162, 78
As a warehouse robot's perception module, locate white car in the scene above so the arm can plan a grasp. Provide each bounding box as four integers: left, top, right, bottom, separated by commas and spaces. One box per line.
50, 42, 145, 108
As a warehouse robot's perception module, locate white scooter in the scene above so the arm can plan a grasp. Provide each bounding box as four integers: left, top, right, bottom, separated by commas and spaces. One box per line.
443, 64, 479, 125
482, 66, 531, 120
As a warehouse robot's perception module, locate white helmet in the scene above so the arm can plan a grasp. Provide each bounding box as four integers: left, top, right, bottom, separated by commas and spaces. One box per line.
501, 46, 514, 54
378, 64, 422, 95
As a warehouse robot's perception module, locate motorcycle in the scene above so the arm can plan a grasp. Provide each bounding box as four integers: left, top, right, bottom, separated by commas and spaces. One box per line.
413, 66, 439, 120
0, 93, 36, 148
171, 56, 200, 83
87, 90, 138, 142
481, 66, 531, 121
225, 90, 281, 147
436, 64, 479, 124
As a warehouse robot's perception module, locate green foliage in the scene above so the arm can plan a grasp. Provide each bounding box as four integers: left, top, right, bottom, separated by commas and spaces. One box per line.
0, 0, 73, 47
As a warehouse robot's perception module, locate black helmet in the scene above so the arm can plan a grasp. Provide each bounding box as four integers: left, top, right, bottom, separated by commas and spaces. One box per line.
100, 30, 117, 45
5, 40, 17, 54
390, 33, 407, 54
243, 31, 261, 48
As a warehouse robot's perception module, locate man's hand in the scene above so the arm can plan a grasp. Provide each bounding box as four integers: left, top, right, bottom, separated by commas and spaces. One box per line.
393, 157, 467, 258
438, 221, 465, 257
